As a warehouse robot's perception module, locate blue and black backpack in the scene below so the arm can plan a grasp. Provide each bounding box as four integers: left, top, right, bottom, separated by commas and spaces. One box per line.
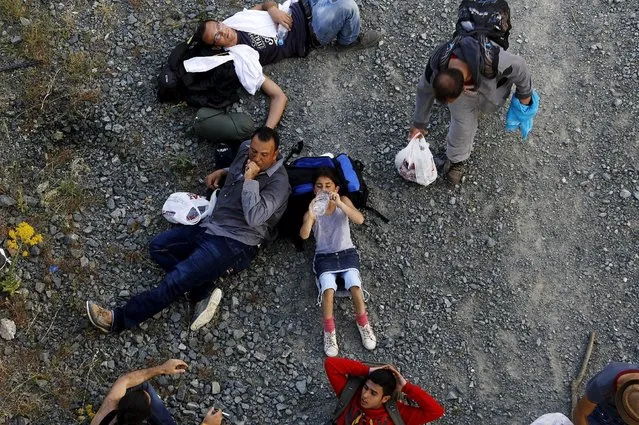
279, 142, 388, 250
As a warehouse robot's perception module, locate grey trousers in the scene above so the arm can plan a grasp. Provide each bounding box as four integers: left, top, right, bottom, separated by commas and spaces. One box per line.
446, 91, 501, 163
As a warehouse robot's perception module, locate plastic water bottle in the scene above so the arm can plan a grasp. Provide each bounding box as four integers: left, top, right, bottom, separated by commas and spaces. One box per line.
276, 22, 289, 46
312, 192, 330, 216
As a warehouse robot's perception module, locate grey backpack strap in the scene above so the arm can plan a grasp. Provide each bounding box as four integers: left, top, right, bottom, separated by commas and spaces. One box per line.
330, 376, 366, 424
385, 399, 406, 425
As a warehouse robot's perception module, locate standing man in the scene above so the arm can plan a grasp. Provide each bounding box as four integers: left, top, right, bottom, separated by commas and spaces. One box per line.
409, 35, 539, 184
324, 357, 444, 424
90, 359, 224, 425
86, 127, 290, 333
573, 361, 639, 425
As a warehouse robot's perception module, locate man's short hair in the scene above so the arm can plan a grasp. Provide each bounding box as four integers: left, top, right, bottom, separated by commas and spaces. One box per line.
192, 19, 215, 44
368, 369, 397, 397
117, 388, 151, 424
252, 126, 280, 150
433, 68, 464, 103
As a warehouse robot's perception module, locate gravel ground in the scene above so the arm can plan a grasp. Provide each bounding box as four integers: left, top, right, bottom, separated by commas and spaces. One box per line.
1, 0, 638, 424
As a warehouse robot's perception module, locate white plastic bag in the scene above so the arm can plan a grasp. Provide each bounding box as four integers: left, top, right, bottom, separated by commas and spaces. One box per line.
394, 135, 437, 186
162, 191, 218, 225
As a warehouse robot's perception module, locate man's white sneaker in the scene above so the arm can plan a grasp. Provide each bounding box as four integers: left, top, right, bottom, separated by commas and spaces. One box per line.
323, 330, 339, 357
357, 322, 377, 350
190, 288, 222, 331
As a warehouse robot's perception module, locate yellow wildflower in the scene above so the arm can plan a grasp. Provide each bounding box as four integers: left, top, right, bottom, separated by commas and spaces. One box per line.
6, 239, 18, 251
8, 229, 16, 240
22, 251, 29, 257
86, 404, 95, 419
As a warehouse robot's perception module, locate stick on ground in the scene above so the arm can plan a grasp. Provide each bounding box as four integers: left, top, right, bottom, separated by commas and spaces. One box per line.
571, 331, 597, 412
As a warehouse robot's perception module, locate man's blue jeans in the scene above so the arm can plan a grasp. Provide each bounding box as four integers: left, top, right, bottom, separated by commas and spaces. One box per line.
112, 225, 257, 332
310, 0, 361, 46
134, 382, 176, 425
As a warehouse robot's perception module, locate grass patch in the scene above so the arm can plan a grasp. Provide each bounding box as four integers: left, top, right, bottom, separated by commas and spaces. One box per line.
0, 0, 27, 20
22, 17, 57, 63
170, 153, 197, 175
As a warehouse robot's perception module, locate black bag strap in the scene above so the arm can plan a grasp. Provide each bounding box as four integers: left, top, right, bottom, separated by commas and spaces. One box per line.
284, 141, 304, 164
330, 375, 366, 424
362, 205, 389, 223
385, 399, 406, 425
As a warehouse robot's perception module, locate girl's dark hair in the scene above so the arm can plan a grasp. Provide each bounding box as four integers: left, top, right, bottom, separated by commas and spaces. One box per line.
312, 167, 341, 186
116, 388, 152, 424
433, 68, 464, 103
368, 369, 397, 397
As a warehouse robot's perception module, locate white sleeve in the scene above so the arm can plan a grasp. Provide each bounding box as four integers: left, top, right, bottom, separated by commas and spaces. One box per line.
226, 45, 265, 95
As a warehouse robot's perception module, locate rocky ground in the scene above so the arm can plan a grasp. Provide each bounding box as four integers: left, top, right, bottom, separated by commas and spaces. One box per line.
1, 0, 638, 424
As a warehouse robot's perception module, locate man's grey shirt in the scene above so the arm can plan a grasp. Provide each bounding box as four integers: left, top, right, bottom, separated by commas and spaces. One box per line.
201, 140, 290, 246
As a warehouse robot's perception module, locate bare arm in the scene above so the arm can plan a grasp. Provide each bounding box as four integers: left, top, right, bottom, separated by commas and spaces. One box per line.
334, 195, 364, 225
572, 396, 596, 425
251, 1, 293, 29
261, 76, 288, 129
91, 359, 187, 425
300, 210, 315, 240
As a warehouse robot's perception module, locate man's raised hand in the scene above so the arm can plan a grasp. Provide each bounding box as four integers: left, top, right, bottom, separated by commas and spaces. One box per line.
160, 359, 188, 375
244, 160, 260, 180
268, 7, 293, 30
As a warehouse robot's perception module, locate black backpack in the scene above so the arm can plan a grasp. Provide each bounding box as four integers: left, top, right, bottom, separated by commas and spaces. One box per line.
329, 375, 405, 425
454, 0, 512, 50
157, 41, 242, 109
278, 142, 388, 250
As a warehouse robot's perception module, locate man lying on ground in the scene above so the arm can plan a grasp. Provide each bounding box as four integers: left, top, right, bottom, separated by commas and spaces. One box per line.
324, 357, 444, 424
195, 0, 382, 65
86, 127, 290, 333
90, 358, 223, 425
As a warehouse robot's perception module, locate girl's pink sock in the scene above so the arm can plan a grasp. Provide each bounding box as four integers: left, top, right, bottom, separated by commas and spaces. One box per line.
355, 312, 369, 326
323, 317, 335, 332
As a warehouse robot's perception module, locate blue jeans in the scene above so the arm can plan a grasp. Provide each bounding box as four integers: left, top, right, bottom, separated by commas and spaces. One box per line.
136, 382, 176, 425
112, 225, 257, 332
310, 0, 361, 45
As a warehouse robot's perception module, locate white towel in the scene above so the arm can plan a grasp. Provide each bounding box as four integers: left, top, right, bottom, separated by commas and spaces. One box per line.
223, 0, 295, 37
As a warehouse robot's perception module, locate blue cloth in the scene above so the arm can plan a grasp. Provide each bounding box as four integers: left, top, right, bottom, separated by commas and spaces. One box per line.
112, 225, 256, 332
236, 3, 307, 65
584, 361, 639, 425
138, 382, 177, 425
505, 89, 540, 140
310, 0, 360, 46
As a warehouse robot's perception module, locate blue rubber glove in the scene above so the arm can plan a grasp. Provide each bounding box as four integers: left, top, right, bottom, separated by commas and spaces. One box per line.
505, 90, 540, 141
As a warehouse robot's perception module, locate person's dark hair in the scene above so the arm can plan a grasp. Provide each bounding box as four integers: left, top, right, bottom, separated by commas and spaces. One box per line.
313, 167, 341, 187
192, 19, 215, 44
116, 388, 152, 424
433, 68, 464, 103
252, 126, 280, 150
368, 369, 397, 397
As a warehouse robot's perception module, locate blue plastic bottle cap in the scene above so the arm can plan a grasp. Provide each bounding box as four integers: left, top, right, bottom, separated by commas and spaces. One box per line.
277, 39, 284, 46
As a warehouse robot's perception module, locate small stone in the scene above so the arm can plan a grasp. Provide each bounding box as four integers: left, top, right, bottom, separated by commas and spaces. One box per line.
35, 281, 45, 293
254, 351, 267, 362
0, 195, 16, 207
486, 237, 496, 248
449, 197, 457, 205
11, 35, 22, 45
445, 390, 458, 401
80, 256, 89, 267
295, 380, 307, 395
620, 189, 631, 199
0, 318, 16, 340
211, 381, 221, 394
